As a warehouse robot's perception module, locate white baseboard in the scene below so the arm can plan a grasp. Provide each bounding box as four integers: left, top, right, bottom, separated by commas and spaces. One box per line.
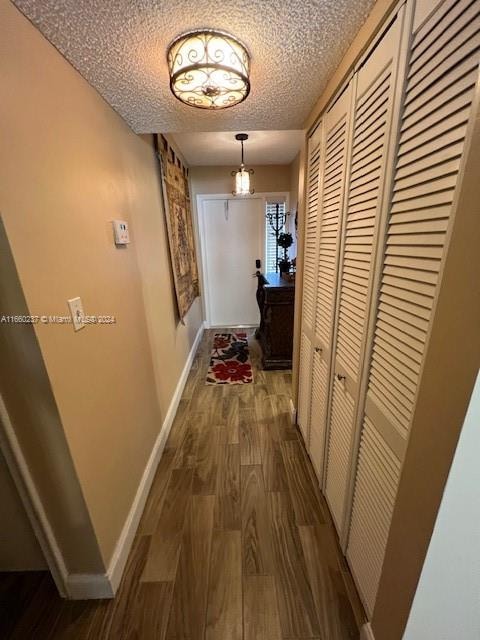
205, 323, 258, 329
64, 321, 205, 600
66, 573, 114, 600
106, 320, 205, 595
289, 398, 297, 425
360, 622, 375, 640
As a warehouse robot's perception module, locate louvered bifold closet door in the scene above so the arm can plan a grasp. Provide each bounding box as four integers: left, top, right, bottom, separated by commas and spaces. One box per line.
308, 85, 354, 481
298, 332, 313, 443
298, 124, 323, 443
347, 0, 480, 617
308, 347, 330, 477
324, 14, 406, 536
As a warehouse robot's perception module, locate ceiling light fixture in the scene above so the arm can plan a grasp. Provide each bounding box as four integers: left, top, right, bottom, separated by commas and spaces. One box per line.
232, 133, 254, 196
167, 29, 250, 110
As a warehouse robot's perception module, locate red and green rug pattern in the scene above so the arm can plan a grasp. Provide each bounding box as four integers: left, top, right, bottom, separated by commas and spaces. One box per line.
206, 332, 254, 385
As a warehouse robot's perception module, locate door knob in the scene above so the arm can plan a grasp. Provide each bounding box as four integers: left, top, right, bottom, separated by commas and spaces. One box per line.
315, 347, 322, 353
337, 373, 346, 382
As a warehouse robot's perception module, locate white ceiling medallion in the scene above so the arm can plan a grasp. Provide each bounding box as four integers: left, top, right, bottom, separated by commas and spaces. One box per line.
167, 29, 250, 110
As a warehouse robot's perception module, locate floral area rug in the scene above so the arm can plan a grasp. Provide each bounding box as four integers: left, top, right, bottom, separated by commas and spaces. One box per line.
206, 332, 254, 385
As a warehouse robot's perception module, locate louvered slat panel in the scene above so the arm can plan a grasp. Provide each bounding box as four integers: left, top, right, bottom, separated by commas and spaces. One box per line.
336, 65, 392, 378
309, 350, 329, 478
302, 133, 321, 331
323, 15, 404, 544
297, 332, 313, 443
315, 113, 348, 348
308, 86, 353, 485
410, 0, 476, 63
402, 54, 479, 123
347, 418, 401, 615
367, 0, 479, 441
406, 32, 480, 106
325, 378, 356, 531
348, 0, 480, 615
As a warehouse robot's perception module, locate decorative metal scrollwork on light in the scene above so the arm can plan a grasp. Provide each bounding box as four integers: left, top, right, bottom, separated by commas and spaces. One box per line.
167, 30, 250, 110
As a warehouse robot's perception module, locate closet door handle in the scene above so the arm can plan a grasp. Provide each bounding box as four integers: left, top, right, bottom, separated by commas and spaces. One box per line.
336, 373, 346, 382
315, 347, 322, 353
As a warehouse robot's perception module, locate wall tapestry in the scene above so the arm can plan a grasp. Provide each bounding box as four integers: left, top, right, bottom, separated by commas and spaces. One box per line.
156, 135, 199, 321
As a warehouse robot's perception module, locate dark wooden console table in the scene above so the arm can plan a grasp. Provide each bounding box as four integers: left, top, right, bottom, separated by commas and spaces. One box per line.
255, 271, 295, 370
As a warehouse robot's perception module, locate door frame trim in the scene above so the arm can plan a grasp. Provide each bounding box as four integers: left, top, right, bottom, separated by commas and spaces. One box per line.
196, 192, 290, 328
0, 393, 68, 597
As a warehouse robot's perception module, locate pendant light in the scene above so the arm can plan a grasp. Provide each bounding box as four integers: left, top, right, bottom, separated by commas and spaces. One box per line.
232, 133, 254, 196
167, 30, 250, 110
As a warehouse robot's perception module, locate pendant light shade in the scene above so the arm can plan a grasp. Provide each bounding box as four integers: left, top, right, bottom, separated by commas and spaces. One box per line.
167, 30, 250, 110
232, 133, 254, 196
235, 168, 252, 195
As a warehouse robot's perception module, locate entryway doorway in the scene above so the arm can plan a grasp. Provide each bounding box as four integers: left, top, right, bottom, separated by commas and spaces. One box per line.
197, 193, 288, 328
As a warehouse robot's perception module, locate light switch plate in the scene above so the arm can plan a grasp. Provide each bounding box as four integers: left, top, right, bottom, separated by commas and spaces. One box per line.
68, 297, 85, 331
112, 219, 130, 245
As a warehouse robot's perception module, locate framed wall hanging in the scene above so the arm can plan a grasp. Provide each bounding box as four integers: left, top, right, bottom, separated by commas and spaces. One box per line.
155, 134, 199, 321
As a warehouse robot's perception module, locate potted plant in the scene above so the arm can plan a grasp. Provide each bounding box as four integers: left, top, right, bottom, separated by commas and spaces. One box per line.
277, 232, 293, 275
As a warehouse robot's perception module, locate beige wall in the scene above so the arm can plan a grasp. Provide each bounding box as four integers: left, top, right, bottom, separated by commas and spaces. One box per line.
190, 164, 291, 197
127, 134, 203, 419
0, 0, 202, 570
402, 372, 480, 639
289, 153, 301, 214
1, 218, 104, 574
0, 448, 46, 571
287, 152, 301, 259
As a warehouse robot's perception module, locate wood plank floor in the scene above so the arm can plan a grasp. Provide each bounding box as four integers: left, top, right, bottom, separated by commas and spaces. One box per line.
1, 329, 365, 639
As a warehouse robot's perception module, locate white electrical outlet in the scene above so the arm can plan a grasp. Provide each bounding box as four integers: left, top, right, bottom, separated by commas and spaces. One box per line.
112, 220, 130, 245
68, 297, 85, 331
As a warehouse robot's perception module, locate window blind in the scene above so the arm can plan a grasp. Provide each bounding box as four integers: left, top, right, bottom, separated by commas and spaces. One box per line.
265, 201, 286, 272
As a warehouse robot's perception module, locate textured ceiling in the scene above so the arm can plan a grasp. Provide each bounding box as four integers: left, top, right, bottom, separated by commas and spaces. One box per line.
172, 130, 303, 166
13, 0, 376, 133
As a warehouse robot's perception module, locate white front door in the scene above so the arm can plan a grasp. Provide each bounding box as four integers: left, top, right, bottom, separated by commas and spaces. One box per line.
201, 197, 263, 327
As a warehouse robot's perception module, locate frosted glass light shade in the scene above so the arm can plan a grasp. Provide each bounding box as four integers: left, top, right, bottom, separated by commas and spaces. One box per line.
167, 30, 250, 110
235, 167, 251, 195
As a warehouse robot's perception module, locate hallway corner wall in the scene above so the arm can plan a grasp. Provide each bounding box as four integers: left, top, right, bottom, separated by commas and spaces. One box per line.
0, 217, 105, 578
0, 446, 46, 571
0, 0, 203, 583
402, 371, 480, 639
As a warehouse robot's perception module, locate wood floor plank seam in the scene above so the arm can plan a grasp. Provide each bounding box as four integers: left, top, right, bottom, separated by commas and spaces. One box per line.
241, 464, 274, 576
280, 439, 326, 527
205, 529, 243, 640
141, 468, 194, 583
202, 510, 217, 640
3, 329, 364, 640
214, 442, 241, 531
267, 490, 321, 639
166, 494, 215, 640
